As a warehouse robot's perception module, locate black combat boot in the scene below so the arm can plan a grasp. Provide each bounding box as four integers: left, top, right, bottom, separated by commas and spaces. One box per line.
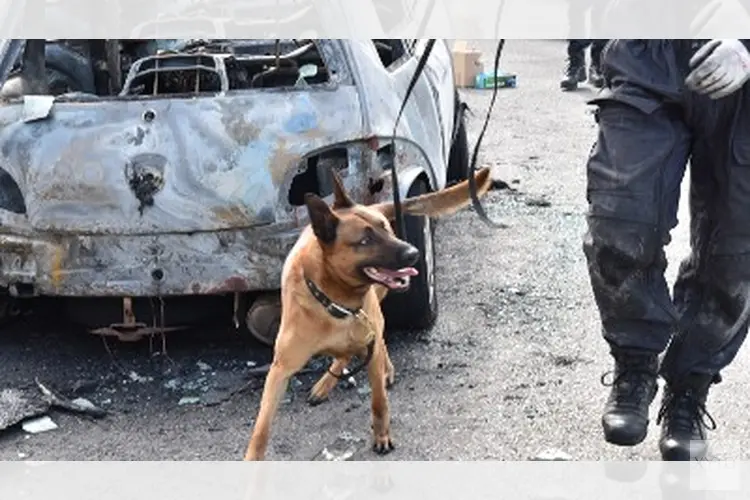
657, 373, 717, 461
601, 349, 659, 446
560, 52, 586, 91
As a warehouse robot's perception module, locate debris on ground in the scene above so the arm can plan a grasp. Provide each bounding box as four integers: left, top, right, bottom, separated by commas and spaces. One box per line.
340, 369, 357, 388
312, 434, 366, 461
200, 390, 230, 407
533, 448, 573, 461
164, 378, 180, 391
357, 385, 372, 396
196, 361, 212, 372
71, 378, 99, 396
71, 398, 104, 414
491, 179, 515, 191
167, 368, 255, 407
128, 371, 153, 384
177, 396, 201, 406
22, 415, 58, 434
0, 388, 49, 431
36, 379, 107, 418
525, 196, 552, 208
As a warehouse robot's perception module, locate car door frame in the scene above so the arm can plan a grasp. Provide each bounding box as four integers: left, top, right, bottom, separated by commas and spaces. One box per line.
407, 39, 456, 171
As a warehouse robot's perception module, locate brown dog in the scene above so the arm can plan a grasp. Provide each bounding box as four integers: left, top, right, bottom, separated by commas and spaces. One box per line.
243, 167, 494, 460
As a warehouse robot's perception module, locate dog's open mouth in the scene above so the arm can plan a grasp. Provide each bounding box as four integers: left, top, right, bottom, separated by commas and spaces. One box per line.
363, 266, 419, 290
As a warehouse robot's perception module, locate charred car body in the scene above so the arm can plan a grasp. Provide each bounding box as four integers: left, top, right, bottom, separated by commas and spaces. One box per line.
0, 39, 470, 340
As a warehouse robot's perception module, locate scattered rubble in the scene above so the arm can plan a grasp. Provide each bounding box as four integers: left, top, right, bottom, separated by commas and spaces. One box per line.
491, 179, 513, 191
525, 197, 552, 208
357, 385, 372, 396
0, 388, 49, 431
0, 380, 108, 436
1, 354, 347, 440
178, 397, 201, 406
36, 379, 107, 418
22, 416, 58, 434
128, 371, 154, 384
312, 434, 366, 461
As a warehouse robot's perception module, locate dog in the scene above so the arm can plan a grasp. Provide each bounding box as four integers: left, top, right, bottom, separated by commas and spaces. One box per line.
243, 167, 494, 460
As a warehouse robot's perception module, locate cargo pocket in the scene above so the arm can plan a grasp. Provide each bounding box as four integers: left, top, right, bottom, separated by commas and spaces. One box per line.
587, 87, 662, 116
585, 91, 677, 227
718, 105, 750, 255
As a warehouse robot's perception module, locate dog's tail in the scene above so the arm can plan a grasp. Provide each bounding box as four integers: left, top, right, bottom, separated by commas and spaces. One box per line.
375, 167, 493, 220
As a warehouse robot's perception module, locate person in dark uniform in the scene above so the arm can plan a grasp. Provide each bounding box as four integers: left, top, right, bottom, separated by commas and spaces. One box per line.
583, 39, 750, 460
560, 39, 609, 91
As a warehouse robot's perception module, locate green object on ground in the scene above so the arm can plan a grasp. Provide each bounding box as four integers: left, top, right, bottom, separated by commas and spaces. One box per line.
475, 71, 517, 89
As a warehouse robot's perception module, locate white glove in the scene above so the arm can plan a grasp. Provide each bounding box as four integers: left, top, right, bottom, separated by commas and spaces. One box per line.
685, 39, 750, 99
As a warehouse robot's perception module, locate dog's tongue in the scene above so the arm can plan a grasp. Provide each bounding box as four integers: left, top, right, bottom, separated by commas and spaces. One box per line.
380, 267, 419, 278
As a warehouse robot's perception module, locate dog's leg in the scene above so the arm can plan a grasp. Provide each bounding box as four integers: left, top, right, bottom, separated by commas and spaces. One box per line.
382, 340, 395, 389
244, 341, 312, 461
308, 356, 351, 406
367, 341, 394, 455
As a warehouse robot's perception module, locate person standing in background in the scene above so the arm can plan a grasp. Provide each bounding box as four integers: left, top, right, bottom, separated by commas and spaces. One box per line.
560, 39, 609, 91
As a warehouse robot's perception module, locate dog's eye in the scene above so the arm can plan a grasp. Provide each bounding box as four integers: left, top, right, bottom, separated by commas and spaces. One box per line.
358, 235, 372, 246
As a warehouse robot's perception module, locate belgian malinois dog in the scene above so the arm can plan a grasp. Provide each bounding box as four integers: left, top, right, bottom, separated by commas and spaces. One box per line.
244, 167, 494, 460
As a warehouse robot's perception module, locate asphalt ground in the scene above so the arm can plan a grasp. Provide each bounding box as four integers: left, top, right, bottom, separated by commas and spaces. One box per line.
1, 39, 747, 461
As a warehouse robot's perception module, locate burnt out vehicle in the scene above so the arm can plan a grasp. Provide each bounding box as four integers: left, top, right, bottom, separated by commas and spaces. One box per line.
0, 39, 470, 342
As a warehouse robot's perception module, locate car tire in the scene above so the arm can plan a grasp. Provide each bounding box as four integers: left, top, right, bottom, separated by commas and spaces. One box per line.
446, 92, 470, 184
382, 178, 438, 333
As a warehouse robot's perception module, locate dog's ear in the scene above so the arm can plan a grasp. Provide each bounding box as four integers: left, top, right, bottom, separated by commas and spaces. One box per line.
374, 167, 493, 220
304, 193, 339, 245
330, 169, 354, 209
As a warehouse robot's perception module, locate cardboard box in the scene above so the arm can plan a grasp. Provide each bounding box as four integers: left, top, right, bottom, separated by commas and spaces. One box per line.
451, 40, 483, 88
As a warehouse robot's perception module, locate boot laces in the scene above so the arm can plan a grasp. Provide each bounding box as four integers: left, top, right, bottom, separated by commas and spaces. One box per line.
600, 354, 656, 410
656, 388, 717, 439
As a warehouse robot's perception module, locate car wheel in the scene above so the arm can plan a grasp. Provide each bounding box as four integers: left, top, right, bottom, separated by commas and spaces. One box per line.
446, 92, 470, 184
382, 179, 437, 332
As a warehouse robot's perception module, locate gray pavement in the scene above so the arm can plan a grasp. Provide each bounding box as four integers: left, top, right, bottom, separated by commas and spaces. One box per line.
0, 39, 746, 461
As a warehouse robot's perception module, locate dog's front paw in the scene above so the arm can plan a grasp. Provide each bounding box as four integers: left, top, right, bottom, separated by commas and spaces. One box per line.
308, 375, 337, 406
372, 434, 395, 455
307, 391, 329, 406
308, 383, 333, 406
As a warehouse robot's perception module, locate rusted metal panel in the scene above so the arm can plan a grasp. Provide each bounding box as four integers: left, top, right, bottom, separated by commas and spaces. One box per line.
0, 222, 301, 296
0, 88, 366, 235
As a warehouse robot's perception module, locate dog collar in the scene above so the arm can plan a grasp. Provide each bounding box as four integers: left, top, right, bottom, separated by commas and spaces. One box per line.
304, 276, 360, 319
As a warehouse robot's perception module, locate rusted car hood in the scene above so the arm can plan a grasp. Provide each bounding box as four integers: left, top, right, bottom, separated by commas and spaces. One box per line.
0, 88, 364, 235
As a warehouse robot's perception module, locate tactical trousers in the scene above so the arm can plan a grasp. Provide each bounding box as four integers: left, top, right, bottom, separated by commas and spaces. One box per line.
568, 39, 608, 67
583, 39, 750, 383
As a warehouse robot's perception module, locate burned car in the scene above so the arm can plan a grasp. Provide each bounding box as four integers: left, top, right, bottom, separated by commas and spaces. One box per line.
0, 39, 470, 343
